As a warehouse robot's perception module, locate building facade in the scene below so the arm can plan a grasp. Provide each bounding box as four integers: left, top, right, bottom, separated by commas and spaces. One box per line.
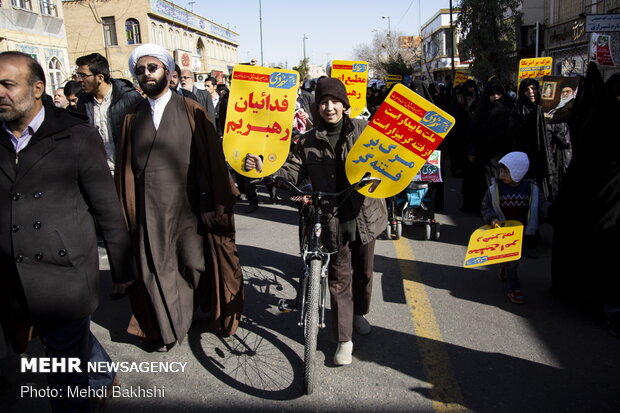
419, 9, 468, 83
544, 0, 620, 78
0, 0, 71, 94
62, 0, 239, 83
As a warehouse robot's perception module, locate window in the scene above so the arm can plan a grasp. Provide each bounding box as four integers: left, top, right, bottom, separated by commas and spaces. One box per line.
48, 57, 63, 93
11, 0, 32, 10
125, 18, 141, 45
151, 23, 157, 44
168, 28, 174, 49
40, 0, 57, 16
102, 17, 118, 47
197, 39, 204, 59
158, 25, 164, 47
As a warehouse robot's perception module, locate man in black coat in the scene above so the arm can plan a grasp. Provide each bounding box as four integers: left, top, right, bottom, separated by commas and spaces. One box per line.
0, 51, 136, 412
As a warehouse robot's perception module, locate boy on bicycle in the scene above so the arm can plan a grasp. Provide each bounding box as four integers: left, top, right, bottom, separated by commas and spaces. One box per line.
246, 77, 387, 365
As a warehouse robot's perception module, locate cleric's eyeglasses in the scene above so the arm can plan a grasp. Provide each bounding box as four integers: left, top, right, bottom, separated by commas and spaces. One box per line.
135, 63, 162, 76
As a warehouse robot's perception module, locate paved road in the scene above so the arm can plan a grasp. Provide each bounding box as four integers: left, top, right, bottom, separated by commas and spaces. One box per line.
1, 174, 619, 412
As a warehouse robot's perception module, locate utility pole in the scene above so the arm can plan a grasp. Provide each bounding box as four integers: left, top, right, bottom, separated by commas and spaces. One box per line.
449, 0, 456, 82
303, 33, 309, 61
259, 0, 264, 66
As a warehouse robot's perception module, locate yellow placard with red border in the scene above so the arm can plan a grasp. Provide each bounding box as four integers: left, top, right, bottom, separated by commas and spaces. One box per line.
345, 83, 455, 199
463, 220, 524, 268
331, 60, 369, 118
223, 65, 299, 177
454, 71, 471, 87
518, 57, 553, 80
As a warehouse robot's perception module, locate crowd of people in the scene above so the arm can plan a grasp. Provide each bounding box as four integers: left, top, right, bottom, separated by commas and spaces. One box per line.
374, 67, 619, 333
0, 46, 243, 412
1, 43, 619, 412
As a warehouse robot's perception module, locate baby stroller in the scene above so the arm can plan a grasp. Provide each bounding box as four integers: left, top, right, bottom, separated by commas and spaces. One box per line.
386, 179, 440, 241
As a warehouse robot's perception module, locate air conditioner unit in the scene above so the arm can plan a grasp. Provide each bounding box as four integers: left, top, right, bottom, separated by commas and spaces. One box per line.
195, 72, 209, 83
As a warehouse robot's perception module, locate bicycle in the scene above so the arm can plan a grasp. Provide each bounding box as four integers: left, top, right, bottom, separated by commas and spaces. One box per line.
273, 173, 380, 395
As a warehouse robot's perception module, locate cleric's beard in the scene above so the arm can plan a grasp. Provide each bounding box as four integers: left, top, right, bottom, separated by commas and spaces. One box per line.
139, 75, 168, 98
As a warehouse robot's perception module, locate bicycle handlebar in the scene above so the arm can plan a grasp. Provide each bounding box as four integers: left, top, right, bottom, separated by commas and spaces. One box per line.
273, 173, 381, 200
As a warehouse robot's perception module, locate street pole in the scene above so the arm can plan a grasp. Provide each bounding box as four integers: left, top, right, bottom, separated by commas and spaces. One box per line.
535, 21, 540, 57
382, 15, 391, 37
449, 0, 456, 83
303, 34, 309, 61
259, 0, 264, 66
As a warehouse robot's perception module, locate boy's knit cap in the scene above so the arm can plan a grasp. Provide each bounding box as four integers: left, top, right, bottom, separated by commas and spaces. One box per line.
499, 151, 529, 183
314, 77, 351, 109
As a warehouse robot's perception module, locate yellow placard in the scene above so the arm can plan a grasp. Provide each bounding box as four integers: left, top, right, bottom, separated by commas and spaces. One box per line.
518, 57, 553, 80
223, 65, 300, 177
454, 71, 470, 87
386, 74, 402, 88
345, 83, 455, 199
331, 60, 368, 118
463, 221, 524, 268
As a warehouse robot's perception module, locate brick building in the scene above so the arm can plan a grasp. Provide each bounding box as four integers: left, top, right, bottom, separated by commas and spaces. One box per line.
0, 0, 71, 94
62, 0, 239, 83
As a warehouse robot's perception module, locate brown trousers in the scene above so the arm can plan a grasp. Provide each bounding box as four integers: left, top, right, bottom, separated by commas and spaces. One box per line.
328, 239, 375, 342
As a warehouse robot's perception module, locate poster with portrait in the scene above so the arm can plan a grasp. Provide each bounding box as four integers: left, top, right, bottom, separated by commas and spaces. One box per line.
223, 65, 299, 177
540, 76, 581, 123
344, 83, 455, 199
590, 32, 620, 67
330, 60, 369, 118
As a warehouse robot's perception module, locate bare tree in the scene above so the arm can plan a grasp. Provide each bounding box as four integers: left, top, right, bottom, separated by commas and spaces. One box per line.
353, 31, 422, 80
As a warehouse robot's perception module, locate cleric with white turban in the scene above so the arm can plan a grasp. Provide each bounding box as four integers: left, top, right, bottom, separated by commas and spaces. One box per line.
128, 43, 176, 78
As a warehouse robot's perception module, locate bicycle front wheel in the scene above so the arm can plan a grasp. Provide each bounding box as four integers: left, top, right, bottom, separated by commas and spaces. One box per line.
303, 257, 321, 395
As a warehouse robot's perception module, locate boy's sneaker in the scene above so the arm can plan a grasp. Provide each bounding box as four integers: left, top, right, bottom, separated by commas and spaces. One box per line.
333, 341, 353, 366
507, 290, 525, 304
498, 268, 506, 282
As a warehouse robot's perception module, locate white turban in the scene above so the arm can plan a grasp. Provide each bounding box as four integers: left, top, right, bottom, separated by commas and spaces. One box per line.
128, 43, 175, 78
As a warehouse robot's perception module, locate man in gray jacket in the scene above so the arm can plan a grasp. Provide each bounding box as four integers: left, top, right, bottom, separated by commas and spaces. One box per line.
246, 78, 387, 366
181, 69, 216, 122
75, 53, 143, 171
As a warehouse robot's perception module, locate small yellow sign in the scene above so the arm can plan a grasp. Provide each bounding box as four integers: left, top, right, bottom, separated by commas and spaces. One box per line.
454, 71, 470, 87
518, 57, 553, 80
223, 65, 300, 177
345, 83, 455, 199
386, 74, 402, 88
463, 220, 524, 268
331, 60, 369, 118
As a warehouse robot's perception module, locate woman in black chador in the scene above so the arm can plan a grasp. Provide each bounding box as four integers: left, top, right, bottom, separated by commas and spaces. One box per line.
468, 80, 515, 187
507, 78, 555, 201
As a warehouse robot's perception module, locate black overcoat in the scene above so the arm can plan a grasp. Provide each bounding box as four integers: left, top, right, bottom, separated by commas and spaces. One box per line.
0, 102, 136, 325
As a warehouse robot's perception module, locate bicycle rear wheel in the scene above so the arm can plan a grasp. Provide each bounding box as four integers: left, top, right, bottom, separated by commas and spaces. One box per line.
303, 257, 321, 395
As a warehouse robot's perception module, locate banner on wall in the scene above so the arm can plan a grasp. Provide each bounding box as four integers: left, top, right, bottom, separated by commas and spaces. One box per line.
590, 32, 620, 67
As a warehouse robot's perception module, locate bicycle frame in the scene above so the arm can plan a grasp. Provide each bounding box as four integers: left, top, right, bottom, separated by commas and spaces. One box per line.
277, 173, 381, 325
274, 173, 380, 395
298, 196, 331, 329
